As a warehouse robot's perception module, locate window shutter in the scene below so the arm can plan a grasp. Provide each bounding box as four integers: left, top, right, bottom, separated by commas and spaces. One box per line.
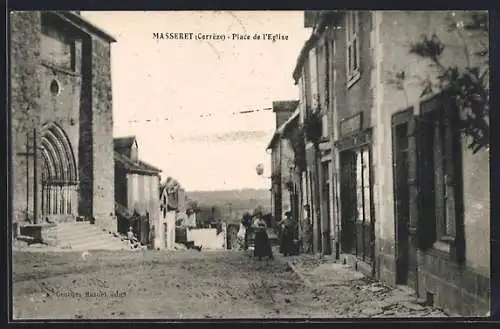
446, 102, 466, 263
443, 104, 457, 238
407, 115, 418, 237
415, 116, 435, 250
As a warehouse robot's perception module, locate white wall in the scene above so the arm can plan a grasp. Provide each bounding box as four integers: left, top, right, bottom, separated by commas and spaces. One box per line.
186, 228, 226, 250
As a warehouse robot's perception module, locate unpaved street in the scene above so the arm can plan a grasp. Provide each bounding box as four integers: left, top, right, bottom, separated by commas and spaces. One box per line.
13, 250, 447, 319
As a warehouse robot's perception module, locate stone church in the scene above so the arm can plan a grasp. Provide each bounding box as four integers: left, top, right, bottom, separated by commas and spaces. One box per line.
11, 11, 116, 232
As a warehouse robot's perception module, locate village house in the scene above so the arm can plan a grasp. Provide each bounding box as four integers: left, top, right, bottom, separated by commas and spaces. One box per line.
11, 11, 117, 234
292, 16, 336, 256
292, 10, 489, 316
114, 136, 162, 245
266, 100, 299, 225
158, 179, 187, 249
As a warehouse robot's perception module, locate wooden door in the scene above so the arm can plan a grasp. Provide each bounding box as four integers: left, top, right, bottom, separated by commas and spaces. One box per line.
322, 179, 332, 255
340, 150, 357, 255
392, 111, 418, 291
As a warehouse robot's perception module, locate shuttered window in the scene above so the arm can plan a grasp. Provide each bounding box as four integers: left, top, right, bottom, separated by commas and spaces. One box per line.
416, 98, 464, 262
346, 11, 360, 86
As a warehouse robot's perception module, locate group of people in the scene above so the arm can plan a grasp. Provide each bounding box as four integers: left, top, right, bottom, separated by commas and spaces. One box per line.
238, 205, 314, 260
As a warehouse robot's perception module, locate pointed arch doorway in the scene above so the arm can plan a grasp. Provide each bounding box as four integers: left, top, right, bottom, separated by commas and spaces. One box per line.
40, 123, 78, 221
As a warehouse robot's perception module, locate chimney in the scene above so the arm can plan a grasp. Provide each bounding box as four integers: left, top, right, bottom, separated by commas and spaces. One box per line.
273, 100, 299, 129
304, 11, 320, 28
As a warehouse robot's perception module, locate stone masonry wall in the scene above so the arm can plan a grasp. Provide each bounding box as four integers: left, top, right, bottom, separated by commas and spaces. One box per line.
78, 35, 93, 217
10, 12, 42, 225
333, 11, 374, 131
91, 37, 115, 232
374, 11, 490, 315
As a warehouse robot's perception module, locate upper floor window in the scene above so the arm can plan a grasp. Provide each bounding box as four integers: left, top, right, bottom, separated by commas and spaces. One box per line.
346, 11, 360, 87
322, 38, 331, 139
308, 47, 319, 111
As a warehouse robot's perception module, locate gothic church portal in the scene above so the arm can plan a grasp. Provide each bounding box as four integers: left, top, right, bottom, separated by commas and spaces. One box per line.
11, 11, 116, 231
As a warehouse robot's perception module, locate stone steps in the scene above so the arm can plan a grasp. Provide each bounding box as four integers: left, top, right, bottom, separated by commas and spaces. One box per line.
55, 222, 130, 251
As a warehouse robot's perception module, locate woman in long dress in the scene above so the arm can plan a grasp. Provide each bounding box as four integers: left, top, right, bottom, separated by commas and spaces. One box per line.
253, 214, 274, 260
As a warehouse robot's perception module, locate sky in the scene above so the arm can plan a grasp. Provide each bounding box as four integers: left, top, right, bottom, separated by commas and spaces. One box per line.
82, 11, 311, 192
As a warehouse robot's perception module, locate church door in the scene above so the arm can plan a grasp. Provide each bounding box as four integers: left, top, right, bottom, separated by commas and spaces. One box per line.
40, 123, 78, 222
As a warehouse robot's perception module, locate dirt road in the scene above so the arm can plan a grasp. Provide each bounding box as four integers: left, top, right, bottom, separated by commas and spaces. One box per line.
13, 250, 447, 319
13, 250, 316, 319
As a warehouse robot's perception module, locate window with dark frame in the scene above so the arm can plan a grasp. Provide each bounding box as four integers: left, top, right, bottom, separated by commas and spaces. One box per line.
346, 11, 360, 85
322, 38, 330, 138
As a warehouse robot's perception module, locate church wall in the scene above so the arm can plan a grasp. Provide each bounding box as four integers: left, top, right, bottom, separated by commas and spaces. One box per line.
38, 16, 83, 176
91, 37, 116, 231
78, 35, 94, 218
39, 65, 80, 161
10, 12, 42, 224
11, 12, 116, 232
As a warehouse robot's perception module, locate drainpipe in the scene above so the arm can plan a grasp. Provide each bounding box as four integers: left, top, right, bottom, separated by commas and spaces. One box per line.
33, 128, 38, 224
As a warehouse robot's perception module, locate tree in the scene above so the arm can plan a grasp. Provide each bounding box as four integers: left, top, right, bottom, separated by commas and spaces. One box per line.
388, 11, 489, 154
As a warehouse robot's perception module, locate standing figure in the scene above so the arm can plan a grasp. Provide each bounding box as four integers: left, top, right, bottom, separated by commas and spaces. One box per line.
302, 205, 313, 254
241, 212, 253, 250
252, 211, 274, 260
280, 211, 298, 256
127, 226, 139, 249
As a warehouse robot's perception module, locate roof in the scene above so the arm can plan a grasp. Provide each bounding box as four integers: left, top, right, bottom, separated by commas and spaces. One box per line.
266, 109, 300, 150
114, 151, 162, 175
115, 202, 133, 219
137, 160, 163, 173
292, 11, 340, 84
266, 133, 280, 151
56, 11, 117, 42
114, 136, 136, 151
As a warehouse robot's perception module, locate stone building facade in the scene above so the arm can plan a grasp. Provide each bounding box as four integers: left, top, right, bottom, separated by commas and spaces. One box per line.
114, 136, 162, 244
11, 11, 117, 232
290, 10, 489, 316
371, 11, 490, 316
267, 101, 298, 224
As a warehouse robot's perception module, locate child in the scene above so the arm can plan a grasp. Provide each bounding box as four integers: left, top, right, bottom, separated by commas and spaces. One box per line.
127, 226, 139, 249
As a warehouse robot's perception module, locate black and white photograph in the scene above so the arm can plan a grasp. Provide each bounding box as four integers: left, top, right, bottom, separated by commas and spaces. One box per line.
9, 10, 490, 320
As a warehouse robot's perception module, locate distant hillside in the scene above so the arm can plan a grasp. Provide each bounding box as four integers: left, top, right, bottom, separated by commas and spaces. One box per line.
187, 188, 271, 224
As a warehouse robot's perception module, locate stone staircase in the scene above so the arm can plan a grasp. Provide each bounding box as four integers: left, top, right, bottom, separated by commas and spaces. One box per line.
55, 222, 130, 251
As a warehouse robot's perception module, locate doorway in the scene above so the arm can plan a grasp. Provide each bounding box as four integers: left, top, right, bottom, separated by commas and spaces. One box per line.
321, 161, 332, 255
340, 150, 357, 255
392, 111, 418, 290
339, 147, 375, 262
